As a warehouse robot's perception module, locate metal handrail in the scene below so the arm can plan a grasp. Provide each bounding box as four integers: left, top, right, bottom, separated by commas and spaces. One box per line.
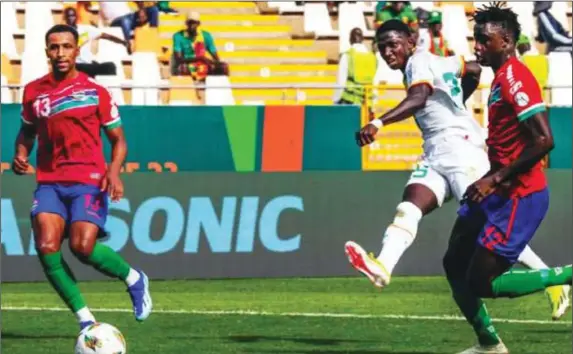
1, 83, 572, 89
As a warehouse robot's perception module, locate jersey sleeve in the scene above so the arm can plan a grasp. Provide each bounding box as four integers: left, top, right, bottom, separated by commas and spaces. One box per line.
405, 54, 434, 92
97, 85, 122, 130
20, 84, 35, 125
501, 63, 546, 122
445, 55, 466, 78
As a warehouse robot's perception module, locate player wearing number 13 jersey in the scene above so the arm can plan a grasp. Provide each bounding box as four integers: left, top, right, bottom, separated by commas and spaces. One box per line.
13, 24, 152, 332
345, 19, 567, 323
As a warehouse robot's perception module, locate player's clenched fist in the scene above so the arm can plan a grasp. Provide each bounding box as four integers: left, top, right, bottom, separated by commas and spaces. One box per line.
12, 156, 30, 175
355, 120, 381, 147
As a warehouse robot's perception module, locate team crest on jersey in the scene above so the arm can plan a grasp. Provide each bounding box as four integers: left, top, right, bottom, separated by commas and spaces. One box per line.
514, 92, 530, 107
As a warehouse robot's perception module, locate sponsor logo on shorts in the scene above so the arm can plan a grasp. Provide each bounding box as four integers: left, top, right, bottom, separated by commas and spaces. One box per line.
31, 200, 38, 211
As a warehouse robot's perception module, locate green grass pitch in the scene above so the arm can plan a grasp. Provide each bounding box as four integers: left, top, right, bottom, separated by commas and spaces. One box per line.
2, 277, 571, 353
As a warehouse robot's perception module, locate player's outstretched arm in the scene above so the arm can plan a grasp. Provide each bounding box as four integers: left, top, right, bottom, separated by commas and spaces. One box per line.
12, 123, 36, 175
355, 84, 431, 146
378, 84, 431, 126
461, 61, 481, 104
492, 112, 554, 185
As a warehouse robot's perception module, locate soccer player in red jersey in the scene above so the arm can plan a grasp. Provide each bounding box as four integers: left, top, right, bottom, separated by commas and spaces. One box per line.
442, 4, 572, 353
12, 24, 152, 331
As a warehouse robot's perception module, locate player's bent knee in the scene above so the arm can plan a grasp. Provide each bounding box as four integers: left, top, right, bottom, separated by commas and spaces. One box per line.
69, 222, 99, 259
35, 242, 61, 255
33, 228, 64, 255
390, 202, 423, 240
69, 240, 95, 259
32, 213, 65, 255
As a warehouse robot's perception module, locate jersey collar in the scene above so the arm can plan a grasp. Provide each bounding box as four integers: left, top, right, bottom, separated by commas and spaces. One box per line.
47, 71, 87, 87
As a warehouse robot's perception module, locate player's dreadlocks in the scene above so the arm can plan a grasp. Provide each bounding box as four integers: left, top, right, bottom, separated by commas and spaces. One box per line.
473, 2, 521, 43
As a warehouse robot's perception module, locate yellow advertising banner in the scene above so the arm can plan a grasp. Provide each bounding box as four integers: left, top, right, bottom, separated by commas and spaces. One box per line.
360, 106, 424, 171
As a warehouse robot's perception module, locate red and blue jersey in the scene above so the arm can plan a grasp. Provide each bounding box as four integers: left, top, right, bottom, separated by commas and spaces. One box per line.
21, 72, 121, 186
486, 56, 547, 197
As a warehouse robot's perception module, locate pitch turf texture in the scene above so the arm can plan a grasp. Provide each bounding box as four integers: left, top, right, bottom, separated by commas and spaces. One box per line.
2, 277, 571, 354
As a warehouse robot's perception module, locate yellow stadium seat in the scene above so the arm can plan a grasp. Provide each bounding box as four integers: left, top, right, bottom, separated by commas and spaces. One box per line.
522, 54, 549, 90
134, 26, 162, 55
169, 76, 201, 104
1, 54, 14, 83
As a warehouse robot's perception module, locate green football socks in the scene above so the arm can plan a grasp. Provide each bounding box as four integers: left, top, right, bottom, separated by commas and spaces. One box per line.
39, 252, 86, 312
86, 243, 131, 281
492, 266, 572, 298
449, 277, 501, 346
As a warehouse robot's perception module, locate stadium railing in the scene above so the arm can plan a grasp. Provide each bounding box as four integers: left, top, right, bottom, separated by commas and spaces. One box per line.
1, 83, 571, 109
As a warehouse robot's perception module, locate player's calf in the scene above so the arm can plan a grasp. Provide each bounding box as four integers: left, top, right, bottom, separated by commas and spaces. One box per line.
69, 221, 152, 321
33, 214, 97, 329
375, 201, 424, 276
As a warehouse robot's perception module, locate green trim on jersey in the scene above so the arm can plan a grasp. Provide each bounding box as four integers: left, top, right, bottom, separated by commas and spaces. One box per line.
517, 104, 546, 122
104, 120, 122, 130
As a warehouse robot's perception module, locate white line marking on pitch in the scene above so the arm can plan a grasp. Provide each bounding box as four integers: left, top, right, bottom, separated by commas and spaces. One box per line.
2, 306, 570, 326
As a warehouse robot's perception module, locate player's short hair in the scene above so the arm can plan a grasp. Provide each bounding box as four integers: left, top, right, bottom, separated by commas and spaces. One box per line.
45, 24, 79, 45
376, 19, 411, 41
473, 1, 521, 43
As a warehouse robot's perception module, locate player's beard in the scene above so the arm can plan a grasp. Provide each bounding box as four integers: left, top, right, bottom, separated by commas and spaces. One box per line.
54, 60, 72, 75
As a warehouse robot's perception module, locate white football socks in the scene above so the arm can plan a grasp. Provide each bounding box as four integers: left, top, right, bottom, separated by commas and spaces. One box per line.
75, 307, 96, 324
518, 245, 549, 270
376, 202, 423, 275
377, 226, 416, 274
125, 268, 141, 287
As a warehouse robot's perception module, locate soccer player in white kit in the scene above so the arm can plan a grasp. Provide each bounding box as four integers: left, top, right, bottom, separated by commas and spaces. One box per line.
346, 19, 569, 321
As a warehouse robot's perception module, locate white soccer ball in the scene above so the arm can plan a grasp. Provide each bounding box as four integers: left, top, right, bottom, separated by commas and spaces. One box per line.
75, 322, 127, 354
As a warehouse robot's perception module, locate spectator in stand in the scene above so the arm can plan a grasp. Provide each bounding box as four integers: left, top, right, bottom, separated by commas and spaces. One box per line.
333, 28, 377, 115
374, 1, 418, 32
134, 8, 150, 29
374, 1, 419, 46
517, 34, 533, 57
99, 2, 160, 45
158, 1, 178, 14
134, 1, 159, 27
99, 2, 134, 43
533, 1, 572, 55
172, 11, 229, 82
63, 7, 130, 78
427, 11, 454, 57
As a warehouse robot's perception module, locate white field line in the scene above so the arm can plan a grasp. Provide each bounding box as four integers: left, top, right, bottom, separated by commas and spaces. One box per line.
2, 306, 570, 326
